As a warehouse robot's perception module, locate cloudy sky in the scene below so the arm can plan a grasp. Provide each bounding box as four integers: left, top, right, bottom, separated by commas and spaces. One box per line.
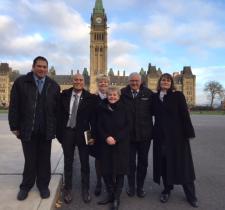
1, 0, 225, 104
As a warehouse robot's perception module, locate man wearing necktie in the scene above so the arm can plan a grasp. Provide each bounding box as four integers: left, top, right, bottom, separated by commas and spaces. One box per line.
57, 73, 95, 204
121, 72, 153, 198
8, 56, 60, 201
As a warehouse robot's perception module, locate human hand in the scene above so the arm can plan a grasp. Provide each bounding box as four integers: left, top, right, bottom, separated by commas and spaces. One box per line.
88, 138, 95, 145
106, 136, 116, 145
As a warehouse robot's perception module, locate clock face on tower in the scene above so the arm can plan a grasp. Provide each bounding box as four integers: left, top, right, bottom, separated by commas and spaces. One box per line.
95, 17, 102, 24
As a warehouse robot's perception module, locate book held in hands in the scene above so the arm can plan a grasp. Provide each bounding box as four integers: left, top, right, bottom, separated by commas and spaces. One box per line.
84, 130, 94, 145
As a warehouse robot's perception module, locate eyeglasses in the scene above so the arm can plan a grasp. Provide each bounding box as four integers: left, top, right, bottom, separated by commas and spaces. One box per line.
130, 80, 140, 82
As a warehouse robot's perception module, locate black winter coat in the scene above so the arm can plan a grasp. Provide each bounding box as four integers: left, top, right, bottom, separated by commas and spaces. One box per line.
97, 100, 130, 176
152, 91, 196, 185
57, 88, 96, 145
8, 72, 60, 141
89, 94, 104, 158
121, 85, 153, 142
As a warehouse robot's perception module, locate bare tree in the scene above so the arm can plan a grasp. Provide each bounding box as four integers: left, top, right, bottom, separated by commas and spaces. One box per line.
204, 81, 224, 108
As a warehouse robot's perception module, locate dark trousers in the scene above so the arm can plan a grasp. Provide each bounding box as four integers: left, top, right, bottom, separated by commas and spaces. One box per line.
103, 175, 124, 200
128, 140, 151, 189
95, 159, 102, 184
20, 133, 52, 191
161, 157, 197, 201
62, 128, 90, 190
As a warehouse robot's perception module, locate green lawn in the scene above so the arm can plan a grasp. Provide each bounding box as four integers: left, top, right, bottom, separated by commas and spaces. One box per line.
191, 110, 225, 115
0, 109, 8, 114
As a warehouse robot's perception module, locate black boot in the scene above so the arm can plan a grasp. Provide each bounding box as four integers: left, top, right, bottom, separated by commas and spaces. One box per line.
94, 177, 102, 196
97, 193, 114, 205
98, 176, 114, 205
111, 199, 120, 210
95, 160, 102, 196
98, 178, 114, 205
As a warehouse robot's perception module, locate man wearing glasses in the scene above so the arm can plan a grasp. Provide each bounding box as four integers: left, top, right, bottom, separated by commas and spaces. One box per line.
121, 72, 153, 198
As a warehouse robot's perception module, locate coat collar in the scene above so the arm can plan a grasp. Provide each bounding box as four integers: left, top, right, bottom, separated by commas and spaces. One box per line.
122, 84, 147, 98
24, 71, 51, 85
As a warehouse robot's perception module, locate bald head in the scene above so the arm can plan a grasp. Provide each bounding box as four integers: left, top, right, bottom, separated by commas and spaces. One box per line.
73, 73, 84, 92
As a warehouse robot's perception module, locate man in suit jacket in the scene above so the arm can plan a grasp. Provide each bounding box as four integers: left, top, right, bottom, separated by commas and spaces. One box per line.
57, 73, 95, 204
8, 56, 60, 201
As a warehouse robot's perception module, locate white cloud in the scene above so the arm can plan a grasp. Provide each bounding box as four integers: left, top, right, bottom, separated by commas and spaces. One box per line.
110, 54, 140, 74
9, 34, 44, 53
109, 40, 138, 56
7, 59, 31, 72
31, 1, 89, 42
0, 15, 18, 38
107, 39, 140, 74
0, 1, 90, 72
1, 0, 225, 90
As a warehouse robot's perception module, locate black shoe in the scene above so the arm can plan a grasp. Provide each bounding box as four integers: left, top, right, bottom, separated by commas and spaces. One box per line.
94, 182, 102, 196
137, 188, 146, 198
160, 192, 170, 203
98, 194, 114, 205
17, 189, 29, 201
64, 189, 72, 204
40, 188, 50, 199
126, 187, 135, 197
187, 199, 199, 208
111, 199, 120, 210
82, 189, 91, 203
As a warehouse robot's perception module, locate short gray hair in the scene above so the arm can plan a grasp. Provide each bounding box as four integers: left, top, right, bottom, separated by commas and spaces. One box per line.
128, 72, 141, 82
96, 74, 110, 83
107, 86, 121, 96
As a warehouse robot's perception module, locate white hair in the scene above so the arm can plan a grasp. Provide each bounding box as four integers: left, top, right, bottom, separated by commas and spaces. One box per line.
128, 72, 141, 82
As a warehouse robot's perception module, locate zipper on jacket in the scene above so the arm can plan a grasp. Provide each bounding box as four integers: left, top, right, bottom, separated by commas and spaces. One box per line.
31, 89, 38, 131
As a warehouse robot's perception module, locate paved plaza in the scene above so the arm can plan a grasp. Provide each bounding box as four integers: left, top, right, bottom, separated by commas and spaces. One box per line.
0, 114, 225, 210
56, 115, 225, 210
0, 114, 63, 210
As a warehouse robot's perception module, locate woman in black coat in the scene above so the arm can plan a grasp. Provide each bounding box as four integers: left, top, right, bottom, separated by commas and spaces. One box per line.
152, 73, 198, 208
96, 86, 129, 210
90, 74, 110, 196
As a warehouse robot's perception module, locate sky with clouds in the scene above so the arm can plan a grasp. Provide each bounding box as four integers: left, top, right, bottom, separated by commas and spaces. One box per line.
1, 0, 225, 104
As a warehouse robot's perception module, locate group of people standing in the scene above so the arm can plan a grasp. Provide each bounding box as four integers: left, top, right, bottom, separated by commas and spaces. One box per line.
8, 56, 198, 209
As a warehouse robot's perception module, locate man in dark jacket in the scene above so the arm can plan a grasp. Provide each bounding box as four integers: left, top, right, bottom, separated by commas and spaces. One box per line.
8, 56, 60, 201
121, 72, 153, 198
57, 73, 95, 204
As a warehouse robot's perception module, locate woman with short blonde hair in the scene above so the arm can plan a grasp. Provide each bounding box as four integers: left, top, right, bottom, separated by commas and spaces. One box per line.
91, 74, 110, 196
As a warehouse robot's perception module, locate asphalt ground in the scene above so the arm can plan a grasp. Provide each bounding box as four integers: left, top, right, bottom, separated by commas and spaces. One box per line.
1, 114, 224, 210
56, 115, 225, 210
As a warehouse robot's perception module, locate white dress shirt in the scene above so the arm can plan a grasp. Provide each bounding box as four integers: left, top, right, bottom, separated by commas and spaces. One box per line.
68, 90, 82, 118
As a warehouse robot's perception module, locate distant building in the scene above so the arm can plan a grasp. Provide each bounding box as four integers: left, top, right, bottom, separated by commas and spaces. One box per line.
0, 63, 11, 107
1, 0, 196, 107
221, 100, 225, 110
89, 0, 108, 93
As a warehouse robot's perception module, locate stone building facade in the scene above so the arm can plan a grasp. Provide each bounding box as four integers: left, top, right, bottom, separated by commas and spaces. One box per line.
1, 0, 196, 107
0, 63, 11, 107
